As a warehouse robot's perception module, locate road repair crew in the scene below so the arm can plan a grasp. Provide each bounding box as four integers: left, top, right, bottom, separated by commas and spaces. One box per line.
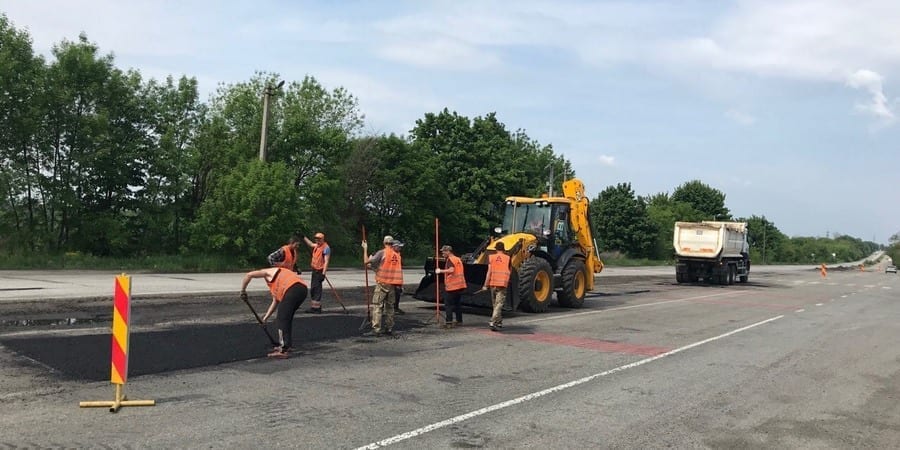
267, 235, 301, 272
302, 232, 331, 313
480, 242, 511, 331
363, 235, 402, 336
435, 245, 467, 328
240, 267, 309, 358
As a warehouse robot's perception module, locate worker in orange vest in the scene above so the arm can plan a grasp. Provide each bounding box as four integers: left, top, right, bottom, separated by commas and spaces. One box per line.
302, 232, 331, 313
435, 245, 467, 328
267, 235, 301, 272
480, 242, 511, 331
363, 235, 403, 336
240, 267, 309, 358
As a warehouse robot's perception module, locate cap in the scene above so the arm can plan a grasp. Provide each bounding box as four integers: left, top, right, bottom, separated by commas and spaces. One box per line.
314, 232, 325, 239
383, 235, 394, 244
440, 245, 453, 253
391, 240, 404, 248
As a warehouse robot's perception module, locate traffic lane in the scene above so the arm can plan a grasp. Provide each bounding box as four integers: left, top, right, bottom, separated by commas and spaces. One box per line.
383, 271, 900, 449
0, 270, 884, 447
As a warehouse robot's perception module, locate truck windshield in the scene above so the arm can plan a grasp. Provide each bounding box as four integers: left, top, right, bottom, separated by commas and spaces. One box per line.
502, 202, 551, 235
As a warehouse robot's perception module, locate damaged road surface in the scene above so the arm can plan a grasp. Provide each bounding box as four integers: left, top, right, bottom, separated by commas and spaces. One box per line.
2, 267, 899, 449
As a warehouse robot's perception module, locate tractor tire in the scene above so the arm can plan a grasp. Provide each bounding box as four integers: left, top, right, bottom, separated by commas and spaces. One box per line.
557, 259, 587, 308
518, 257, 554, 312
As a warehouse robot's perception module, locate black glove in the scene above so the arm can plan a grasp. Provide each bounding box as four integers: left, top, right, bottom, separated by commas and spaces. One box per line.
240, 291, 248, 302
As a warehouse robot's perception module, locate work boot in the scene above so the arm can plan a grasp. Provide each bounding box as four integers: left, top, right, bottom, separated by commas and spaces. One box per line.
267, 349, 289, 358
305, 307, 322, 314
489, 322, 498, 332
395, 308, 406, 315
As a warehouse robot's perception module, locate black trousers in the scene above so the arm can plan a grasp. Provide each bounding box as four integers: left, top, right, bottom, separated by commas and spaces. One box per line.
443, 289, 464, 323
276, 284, 308, 348
310, 270, 325, 303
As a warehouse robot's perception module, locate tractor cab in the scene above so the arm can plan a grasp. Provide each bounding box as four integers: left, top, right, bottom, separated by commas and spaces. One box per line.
499, 198, 575, 262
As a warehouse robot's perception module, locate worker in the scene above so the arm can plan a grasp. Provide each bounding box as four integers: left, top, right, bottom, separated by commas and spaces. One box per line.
480, 242, 511, 331
240, 266, 309, 358
435, 245, 467, 328
302, 232, 331, 314
391, 240, 406, 315
267, 235, 301, 271
362, 235, 402, 336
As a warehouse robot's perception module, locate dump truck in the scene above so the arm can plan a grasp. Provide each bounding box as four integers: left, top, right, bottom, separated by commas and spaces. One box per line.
414, 178, 604, 312
674, 221, 750, 284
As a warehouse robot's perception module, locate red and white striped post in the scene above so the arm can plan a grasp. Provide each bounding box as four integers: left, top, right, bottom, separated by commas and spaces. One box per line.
80, 274, 155, 412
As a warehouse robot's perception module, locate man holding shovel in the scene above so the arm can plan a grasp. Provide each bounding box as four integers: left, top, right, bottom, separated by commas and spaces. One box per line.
240, 267, 309, 358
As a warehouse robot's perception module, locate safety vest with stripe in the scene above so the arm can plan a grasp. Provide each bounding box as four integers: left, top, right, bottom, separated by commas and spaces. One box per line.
487, 252, 511, 288
376, 247, 404, 286
275, 245, 296, 270
444, 255, 467, 292
266, 268, 307, 302
311, 243, 329, 270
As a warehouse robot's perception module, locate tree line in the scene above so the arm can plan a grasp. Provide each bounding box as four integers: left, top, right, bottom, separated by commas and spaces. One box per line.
0, 16, 881, 268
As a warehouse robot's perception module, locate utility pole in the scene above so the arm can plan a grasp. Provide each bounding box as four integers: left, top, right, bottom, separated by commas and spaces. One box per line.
259, 80, 285, 162
762, 215, 767, 265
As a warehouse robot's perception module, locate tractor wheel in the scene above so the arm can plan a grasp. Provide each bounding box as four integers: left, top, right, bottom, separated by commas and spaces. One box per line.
518, 257, 554, 312
557, 259, 587, 308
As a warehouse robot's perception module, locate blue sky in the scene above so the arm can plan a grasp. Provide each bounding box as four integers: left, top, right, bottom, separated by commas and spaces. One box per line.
4, 0, 899, 243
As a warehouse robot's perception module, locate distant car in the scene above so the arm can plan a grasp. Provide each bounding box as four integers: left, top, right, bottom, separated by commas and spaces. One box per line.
887, 265, 898, 274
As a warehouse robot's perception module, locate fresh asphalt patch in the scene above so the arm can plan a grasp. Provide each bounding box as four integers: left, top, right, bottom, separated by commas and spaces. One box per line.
0, 313, 421, 381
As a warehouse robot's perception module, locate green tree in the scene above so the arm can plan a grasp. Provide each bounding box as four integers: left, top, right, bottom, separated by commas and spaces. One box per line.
0, 14, 45, 252
190, 161, 303, 263
590, 183, 657, 257
645, 192, 703, 259
409, 109, 568, 250
671, 180, 730, 221
741, 215, 785, 264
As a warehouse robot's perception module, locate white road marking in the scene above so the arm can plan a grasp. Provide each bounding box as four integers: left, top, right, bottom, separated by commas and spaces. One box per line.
815, 303, 823, 306
795, 309, 805, 313
355, 315, 785, 450
519, 290, 754, 325
884, 286, 893, 290
841, 295, 848, 298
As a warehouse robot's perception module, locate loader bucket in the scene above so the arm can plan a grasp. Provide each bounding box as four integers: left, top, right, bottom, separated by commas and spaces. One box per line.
413, 257, 494, 308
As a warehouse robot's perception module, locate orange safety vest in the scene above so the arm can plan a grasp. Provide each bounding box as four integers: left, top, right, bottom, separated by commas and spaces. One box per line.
266, 268, 307, 302
376, 247, 404, 286
444, 254, 467, 292
275, 244, 296, 270
311, 242, 329, 270
487, 252, 511, 288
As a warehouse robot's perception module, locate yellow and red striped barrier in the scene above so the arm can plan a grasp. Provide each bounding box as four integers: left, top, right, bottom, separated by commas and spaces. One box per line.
80, 274, 155, 412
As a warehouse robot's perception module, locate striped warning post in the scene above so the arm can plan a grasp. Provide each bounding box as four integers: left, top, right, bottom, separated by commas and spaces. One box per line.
80, 273, 154, 412
111, 274, 130, 385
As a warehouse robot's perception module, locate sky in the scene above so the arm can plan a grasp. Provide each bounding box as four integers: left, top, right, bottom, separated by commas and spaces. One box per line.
3, 0, 899, 243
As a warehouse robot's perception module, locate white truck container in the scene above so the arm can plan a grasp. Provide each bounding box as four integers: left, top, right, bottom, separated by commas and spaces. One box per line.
673, 221, 750, 284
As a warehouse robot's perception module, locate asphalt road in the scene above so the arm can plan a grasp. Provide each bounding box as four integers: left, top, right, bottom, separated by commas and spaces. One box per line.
1, 263, 898, 448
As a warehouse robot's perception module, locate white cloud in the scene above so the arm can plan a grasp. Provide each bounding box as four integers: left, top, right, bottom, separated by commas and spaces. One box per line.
377, 38, 501, 71
597, 155, 616, 166
725, 109, 757, 126
846, 69, 896, 121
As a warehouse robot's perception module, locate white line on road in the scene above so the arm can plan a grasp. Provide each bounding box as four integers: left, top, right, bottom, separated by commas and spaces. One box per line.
815, 303, 823, 306
841, 295, 848, 298
795, 309, 805, 312
519, 290, 753, 326
355, 315, 785, 450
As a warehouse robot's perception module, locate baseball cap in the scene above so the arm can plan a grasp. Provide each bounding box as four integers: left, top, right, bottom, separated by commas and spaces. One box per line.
314, 232, 325, 239
440, 245, 453, 252
392, 240, 404, 248
383, 235, 394, 244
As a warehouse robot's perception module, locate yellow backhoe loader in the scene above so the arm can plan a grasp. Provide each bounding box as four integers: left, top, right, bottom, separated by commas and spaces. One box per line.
414, 178, 603, 312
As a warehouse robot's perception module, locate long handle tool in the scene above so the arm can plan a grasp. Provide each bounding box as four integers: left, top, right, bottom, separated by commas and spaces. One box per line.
241, 294, 278, 346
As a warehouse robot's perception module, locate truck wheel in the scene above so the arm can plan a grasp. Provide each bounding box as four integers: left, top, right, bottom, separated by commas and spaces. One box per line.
558, 259, 587, 308
727, 265, 735, 285
518, 257, 554, 312
676, 272, 684, 283
739, 272, 749, 283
